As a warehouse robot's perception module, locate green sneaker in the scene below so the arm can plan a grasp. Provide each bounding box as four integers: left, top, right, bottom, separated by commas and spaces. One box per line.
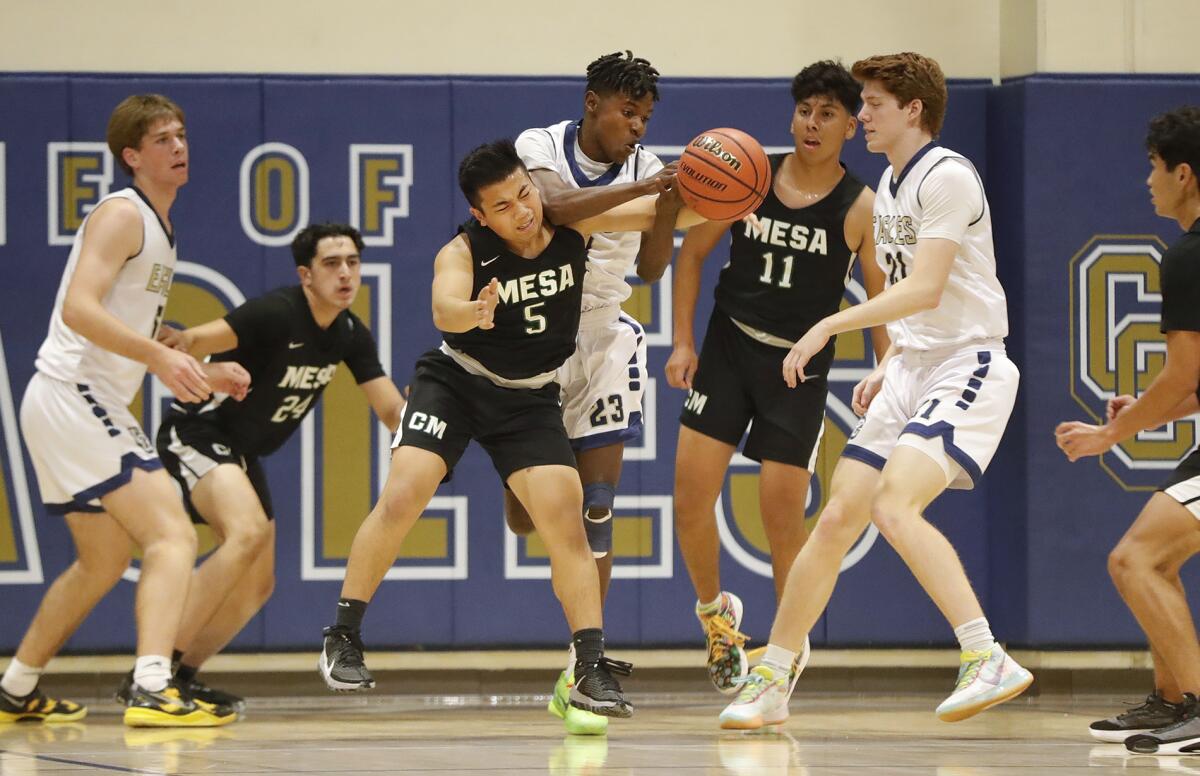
547, 670, 608, 735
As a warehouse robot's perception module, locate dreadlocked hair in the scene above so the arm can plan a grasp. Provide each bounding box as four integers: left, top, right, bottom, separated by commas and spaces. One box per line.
585, 51, 660, 102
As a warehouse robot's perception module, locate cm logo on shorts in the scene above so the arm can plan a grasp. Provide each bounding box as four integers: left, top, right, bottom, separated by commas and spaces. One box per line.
1069, 234, 1190, 490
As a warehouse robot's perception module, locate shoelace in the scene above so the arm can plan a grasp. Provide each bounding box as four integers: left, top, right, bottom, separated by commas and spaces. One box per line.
953, 650, 990, 691
327, 628, 367, 668
702, 612, 750, 655
578, 657, 634, 695
730, 669, 782, 703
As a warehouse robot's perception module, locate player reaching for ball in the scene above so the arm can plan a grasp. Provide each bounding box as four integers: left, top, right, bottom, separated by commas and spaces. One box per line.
666, 60, 887, 697
717, 52, 1032, 730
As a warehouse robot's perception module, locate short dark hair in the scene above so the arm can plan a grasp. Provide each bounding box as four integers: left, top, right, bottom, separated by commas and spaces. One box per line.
585, 51, 660, 102
458, 139, 526, 208
791, 60, 862, 115
291, 223, 364, 268
1147, 106, 1200, 190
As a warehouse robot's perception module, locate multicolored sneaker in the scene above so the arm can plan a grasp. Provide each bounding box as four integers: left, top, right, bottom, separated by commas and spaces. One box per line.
123, 680, 237, 728
1126, 695, 1200, 755
1090, 691, 1189, 743
697, 591, 749, 694
935, 643, 1033, 722
570, 657, 633, 719
757, 638, 810, 727
718, 665, 790, 730
0, 685, 86, 723
548, 670, 608, 735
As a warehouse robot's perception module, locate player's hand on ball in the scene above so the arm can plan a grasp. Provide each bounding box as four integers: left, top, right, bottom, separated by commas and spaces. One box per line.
1054, 420, 1116, 461
852, 367, 885, 416
203, 361, 251, 401
1107, 394, 1136, 422
151, 346, 212, 404
783, 325, 830, 388
665, 344, 699, 390
644, 162, 679, 197
476, 277, 499, 330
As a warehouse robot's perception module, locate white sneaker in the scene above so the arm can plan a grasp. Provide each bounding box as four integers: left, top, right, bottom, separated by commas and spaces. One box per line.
935, 643, 1033, 722
759, 637, 810, 726
719, 665, 790, 730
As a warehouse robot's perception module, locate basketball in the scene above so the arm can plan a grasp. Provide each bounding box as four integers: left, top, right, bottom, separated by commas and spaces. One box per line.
676, 128, 772, 221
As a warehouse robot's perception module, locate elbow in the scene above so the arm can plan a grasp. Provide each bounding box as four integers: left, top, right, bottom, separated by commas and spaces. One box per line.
60, 297, 85, 335
637, 263, 666, 283
917, 287, 943, 311
541, 197, 569, 225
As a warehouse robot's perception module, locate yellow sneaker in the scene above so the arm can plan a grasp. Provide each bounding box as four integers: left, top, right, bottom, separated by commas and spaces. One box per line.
123, 680, 237, 728
0, 685, 86, 723
548, 670, 608, 735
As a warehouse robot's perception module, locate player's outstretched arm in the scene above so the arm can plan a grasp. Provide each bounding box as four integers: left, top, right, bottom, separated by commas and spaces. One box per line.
1056, 330, 1200, 461
162, 319, 239, 358
432, 235, 497, 333
360, 376, 406, 434
664, 219, 728, 390
781, 238, 953, 388
61, 197, 211, 402
570, 195, 705, 240
636, 178, 685, 283
528, 166, 676, 226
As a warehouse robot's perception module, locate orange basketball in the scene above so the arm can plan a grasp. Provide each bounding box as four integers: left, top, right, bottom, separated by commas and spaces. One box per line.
676, 128, 771, 221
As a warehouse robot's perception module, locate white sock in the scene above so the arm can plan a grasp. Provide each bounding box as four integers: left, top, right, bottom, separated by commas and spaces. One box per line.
696, 593, 723, 615
954, 617, 995, 653
564, 642, 576, 677
761, 644, 797, 678
133, 655, 173, 692
1, 658, 43, 697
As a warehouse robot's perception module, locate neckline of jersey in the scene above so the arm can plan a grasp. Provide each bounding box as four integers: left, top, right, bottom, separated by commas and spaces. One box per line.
888, 142, 938, 199
563, 121, 623, 189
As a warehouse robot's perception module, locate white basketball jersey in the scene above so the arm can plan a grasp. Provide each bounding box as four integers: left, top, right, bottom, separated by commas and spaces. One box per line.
873, 145, 1008, 351
36, 188, 176, 405
515, 120, 663, 313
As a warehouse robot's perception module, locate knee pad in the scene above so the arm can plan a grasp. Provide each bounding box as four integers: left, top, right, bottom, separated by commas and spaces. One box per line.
582, 482, 616, 558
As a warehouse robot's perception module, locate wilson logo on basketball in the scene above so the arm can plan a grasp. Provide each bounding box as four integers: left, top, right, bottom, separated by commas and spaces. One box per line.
690, 136, 743, 172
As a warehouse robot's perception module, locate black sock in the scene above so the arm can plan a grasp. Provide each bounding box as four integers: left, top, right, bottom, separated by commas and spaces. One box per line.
335, 598, 368, 631
175, 663, 198, 684
171, 649, 184, 668
572, 628, 604, 676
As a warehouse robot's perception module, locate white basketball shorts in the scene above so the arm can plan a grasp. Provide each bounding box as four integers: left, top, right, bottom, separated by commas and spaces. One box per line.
842, 344, 1019, 490
19, 372, 161, 514
558, 311, 648, 449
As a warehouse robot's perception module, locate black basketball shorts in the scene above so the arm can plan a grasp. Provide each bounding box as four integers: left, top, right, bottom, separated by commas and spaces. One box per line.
156, 414, 274, 523
680, 312, 828, 469
393, 349, 577, 483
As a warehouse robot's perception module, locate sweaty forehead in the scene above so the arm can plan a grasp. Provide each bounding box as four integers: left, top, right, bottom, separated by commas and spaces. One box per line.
315, 235, 358, 258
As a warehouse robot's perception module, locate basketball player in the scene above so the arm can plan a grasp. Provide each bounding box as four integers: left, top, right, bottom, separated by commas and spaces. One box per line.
665, 60, 887, 695
511, 50, 678, 734
718, 53, 1033, 729
319, 139, 699, 720
112, 223, 404, 713
1056, 106, 1200, 753
0, 95, 239, 727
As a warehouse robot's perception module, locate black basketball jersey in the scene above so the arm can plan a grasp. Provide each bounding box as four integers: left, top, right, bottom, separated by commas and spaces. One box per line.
167, 286, 385, 456
713, 154, 865, 374
442, 219, 586, 380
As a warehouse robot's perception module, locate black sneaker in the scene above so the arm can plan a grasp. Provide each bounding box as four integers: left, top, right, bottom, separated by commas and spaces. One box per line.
319, 626, 375, 691
569, 656, 633, 718
114, 669, 135, 705
0, 684, 87, 723
183, 678, 245, 715
1126, 695, 1200, 754
1090, 691, 1189, 742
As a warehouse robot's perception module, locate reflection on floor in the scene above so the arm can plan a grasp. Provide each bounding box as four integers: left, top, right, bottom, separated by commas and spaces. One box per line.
0, 693, 1192, 775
